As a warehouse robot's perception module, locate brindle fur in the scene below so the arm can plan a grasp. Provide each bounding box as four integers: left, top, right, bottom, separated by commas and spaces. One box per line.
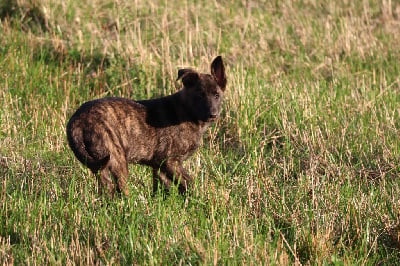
67, 56, 227, 197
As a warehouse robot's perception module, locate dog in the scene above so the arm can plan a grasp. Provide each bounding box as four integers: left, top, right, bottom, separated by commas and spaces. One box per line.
67, 56, 227, 197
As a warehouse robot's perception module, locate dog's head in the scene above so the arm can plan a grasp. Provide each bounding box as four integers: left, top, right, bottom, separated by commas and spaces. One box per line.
177, 56, 227, 122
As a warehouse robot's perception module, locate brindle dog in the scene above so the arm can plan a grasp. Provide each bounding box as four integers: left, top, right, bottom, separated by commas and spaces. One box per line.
67, 56, 227, 197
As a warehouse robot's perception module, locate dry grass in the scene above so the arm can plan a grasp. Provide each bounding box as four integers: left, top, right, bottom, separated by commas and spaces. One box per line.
1, 0, 400, 264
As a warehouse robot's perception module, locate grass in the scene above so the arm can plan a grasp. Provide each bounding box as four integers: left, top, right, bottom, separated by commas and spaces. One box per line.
1, 0, 400, 264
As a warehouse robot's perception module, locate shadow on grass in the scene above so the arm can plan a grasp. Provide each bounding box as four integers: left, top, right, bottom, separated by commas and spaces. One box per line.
0, 0, 49, 32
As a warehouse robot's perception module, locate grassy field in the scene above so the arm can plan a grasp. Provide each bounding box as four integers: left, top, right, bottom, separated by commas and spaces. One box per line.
1, 0, 400, 264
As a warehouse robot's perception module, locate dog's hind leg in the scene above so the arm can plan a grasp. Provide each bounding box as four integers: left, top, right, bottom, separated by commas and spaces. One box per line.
98, 167, 116, 197
108, 155, 130, 197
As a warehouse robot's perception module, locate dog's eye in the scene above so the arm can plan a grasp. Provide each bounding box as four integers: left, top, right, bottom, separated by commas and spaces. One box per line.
214, 93, 219, 99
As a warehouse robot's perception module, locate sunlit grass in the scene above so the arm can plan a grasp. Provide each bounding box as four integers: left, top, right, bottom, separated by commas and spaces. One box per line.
1, 0, 400, 264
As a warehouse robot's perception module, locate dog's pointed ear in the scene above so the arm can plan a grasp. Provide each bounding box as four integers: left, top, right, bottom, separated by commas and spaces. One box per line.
177, 69, 199, 88
211, 56, 227, 90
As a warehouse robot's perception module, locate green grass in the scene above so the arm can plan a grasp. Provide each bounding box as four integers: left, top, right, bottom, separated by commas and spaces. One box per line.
1, 0, 400, 264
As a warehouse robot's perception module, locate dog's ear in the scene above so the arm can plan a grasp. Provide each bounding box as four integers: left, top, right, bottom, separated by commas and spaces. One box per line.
177, 69, 199, 88
177, 68, 194, 81
211, 56, 227, 91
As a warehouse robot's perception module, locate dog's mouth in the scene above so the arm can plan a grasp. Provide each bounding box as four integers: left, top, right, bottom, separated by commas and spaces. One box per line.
207, 114, 218, 122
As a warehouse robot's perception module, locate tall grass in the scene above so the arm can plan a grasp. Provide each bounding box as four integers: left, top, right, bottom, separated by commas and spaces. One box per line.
1, 0, 400, 264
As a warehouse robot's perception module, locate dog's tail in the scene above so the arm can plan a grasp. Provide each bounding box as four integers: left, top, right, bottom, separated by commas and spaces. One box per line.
66, 121, 110, 173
